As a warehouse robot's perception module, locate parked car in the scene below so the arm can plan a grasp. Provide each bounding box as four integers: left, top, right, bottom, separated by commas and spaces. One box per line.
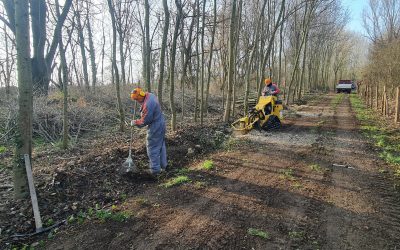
336, 80, 355, 93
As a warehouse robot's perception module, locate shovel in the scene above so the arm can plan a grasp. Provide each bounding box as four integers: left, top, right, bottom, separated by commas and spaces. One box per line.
121, 106, 138, 173
13, 154, 66, 238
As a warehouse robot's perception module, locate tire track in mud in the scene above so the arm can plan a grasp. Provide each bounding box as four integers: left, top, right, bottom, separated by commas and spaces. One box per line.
238, 95, 335, 249
283, 99, 334, 249
317, 95, 400, 249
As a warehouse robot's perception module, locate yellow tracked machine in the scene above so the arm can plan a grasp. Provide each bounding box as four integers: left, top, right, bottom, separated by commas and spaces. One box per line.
232, 95, 283, 134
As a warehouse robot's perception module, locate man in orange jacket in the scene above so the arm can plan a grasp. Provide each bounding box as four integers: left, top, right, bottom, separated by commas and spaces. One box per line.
131, 87, 167, 176
262, 78, 280, 96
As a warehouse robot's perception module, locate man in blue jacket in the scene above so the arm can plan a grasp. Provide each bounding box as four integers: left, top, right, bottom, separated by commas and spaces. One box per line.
130, 87, 167, 176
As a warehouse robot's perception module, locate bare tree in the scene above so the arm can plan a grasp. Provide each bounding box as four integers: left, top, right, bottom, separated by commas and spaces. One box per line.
115, 0, 135, 86
158, 0, 170, 104
75, 3, 90, 91
194, 0, 200, 122
107, 0, 125, 132
1, 0, 72, 94
170, 0, 183, 131
179, 3, 196, 120
204, 0, 217, 115
0, 22, 14, 98
258, 0, 285, 98
13, 0, 33, 199
86, 0, 97, 90
223, 0, 238, 122
200, 0, 206, 125
144, 0, 151, 91
56, 0, 70, 149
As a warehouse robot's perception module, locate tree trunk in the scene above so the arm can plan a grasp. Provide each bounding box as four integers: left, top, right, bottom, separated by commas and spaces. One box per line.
30, 0, 47, 93
56, 0, 69, 149
200, 0, 206, 125
107, 0, 125, 132
170, 0, 183, 131
37, 0, 72, 94
278, 3, 284, 87
194, 0, 200, 122
395, 87, 400, 123
86, 5, 97, 90
14, 0, 32, 199
144, 0, 151, 91
118, 30, 126, 85
205, 0, 217, 116
231, 0, 243, 118
223, 0, 237, 122
101, 21, 105, 84
76, 10, 90, 91
180, 6, 195, 121
244, 0, 267, 113
285, 1, 311, 105
298, 29, 309, 100
158, 0, 169, 104
71, 44, 81, 87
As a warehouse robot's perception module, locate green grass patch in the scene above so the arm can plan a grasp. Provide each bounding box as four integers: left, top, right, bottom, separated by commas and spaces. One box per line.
247, 228, 270, 239
44, 218, 55, 227
350, 94, 400, 175
0, 163, 7, 170
279, 168, 296, 181
95, 209, 131, 222
380, 151, 400, 165
161, 175, 191, 188
378, 168, 388, 174
119, 193, 127, 201
331, 93, 344, 109
135, 197, 149, 206
175, 167, 190, 175
201, 160, 214, 170
68, 205, 131, 224
33, 136, 47, 148
395, 169, 400, 178
291, 181, 303, 189
222, 137, 243, 151
54, 139, 71, 150
309, 164, 322, 172
0, 145, 6, 153
288, 231, 305, 240
193, 181, 207, 189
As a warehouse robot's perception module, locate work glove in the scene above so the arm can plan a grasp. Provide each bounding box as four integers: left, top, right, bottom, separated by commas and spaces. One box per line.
130, 120, 136, 127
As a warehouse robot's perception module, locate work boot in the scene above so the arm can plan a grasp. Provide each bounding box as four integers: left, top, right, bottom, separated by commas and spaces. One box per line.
140, 169, 160, 178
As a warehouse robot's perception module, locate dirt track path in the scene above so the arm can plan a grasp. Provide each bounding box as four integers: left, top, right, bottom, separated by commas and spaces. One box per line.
46, 94, 400, 249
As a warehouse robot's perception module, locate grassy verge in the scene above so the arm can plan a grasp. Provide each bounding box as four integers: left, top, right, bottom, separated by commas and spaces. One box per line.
161, 175, 191, 188
201, 160, 214, 170
349, 94, 400, 175
247, 228, 270, 239
331, 93, 344, 109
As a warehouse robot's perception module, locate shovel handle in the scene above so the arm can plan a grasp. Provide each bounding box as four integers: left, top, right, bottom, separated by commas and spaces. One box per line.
24, 154, 43, 232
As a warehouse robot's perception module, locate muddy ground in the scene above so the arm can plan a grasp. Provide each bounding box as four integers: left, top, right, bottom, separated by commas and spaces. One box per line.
2, 93, 400, 249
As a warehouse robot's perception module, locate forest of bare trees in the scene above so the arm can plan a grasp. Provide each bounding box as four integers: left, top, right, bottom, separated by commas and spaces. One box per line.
0, 0, 394, 197
0, 0, 360, 106
360, 0, 400, 123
